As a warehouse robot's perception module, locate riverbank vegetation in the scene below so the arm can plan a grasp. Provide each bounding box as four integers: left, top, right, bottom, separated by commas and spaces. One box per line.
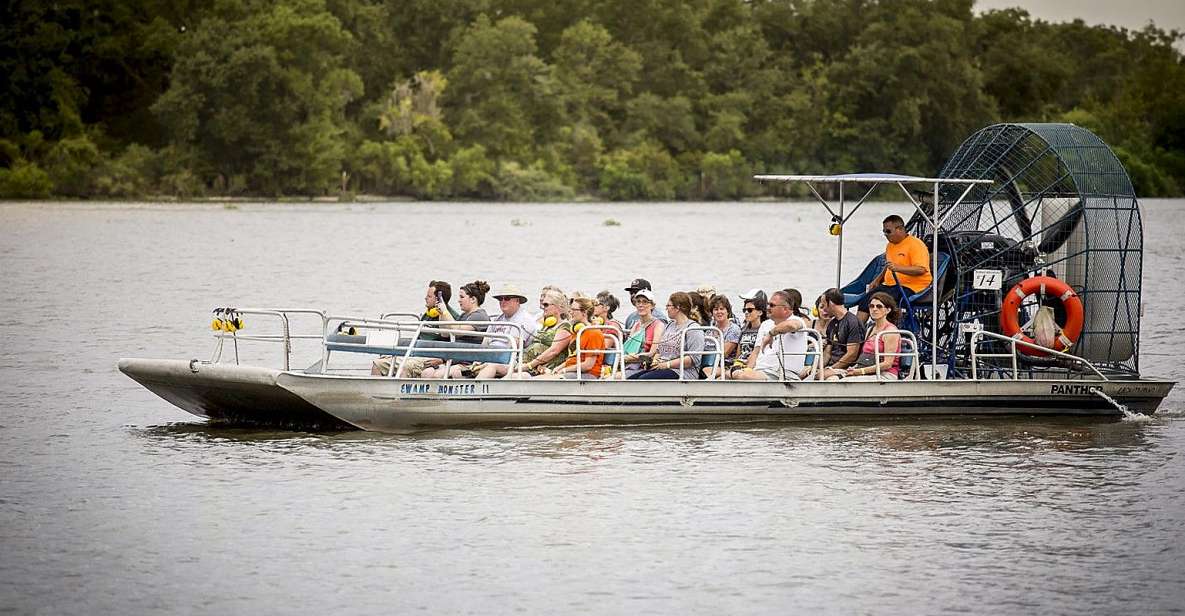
2, 0, 1183, 200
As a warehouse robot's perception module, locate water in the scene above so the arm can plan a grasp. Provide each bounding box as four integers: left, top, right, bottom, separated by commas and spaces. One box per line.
2, 200, 1184, 614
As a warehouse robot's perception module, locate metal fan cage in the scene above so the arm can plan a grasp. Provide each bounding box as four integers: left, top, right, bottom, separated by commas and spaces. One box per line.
913, 123, 1142, 378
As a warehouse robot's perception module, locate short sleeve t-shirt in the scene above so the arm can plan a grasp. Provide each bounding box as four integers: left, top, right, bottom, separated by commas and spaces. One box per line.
754, 316, 808, 378
825, 312, 865, 366
561, 326, 606, 377
653, 320, 704, 380
736, 323, 764, 364
883, 234, 932, 290
453, 308, 490, 342
489, 307, 538, 348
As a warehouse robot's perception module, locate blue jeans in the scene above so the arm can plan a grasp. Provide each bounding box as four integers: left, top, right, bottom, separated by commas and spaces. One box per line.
628, 368, 681, 380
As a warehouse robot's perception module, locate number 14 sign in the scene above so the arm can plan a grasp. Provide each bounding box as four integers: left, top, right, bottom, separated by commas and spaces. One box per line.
973, 269, 1003, 290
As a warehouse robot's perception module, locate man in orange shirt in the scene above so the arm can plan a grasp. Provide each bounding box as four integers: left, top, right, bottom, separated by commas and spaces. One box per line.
858, 215, 932, 324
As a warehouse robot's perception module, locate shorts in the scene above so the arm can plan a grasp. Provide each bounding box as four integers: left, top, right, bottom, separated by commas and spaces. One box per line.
372, 356, 431, 377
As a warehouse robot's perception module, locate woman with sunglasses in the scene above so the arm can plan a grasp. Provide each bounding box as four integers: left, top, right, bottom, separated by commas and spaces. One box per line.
824, 292, 901, 381
727, 296, 768, 377
628, 292, 705, 380
514, 288, 574, 377
535, 294, 607, 379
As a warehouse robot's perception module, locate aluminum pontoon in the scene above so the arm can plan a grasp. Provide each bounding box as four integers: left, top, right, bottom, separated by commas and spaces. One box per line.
119, 124, 1176, 431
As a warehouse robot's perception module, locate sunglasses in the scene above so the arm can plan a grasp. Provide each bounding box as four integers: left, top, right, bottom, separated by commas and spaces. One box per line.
882, 228, 900, 235
540, 302, 552, 308
743, 307, 759, 313
869, 303, 886, 310
769, 303, 788, 309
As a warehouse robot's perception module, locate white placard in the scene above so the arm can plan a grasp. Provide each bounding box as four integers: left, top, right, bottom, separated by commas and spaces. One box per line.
959, 321, 983, 334
972, 269, 1003, 290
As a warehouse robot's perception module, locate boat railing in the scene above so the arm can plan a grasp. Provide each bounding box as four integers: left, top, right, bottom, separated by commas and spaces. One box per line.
320, 317, 525, 378
211, 308, 328, 371
681, 325, 725, 381
713, 327, 822, 382
378, 312, 422, 321
969, 330, 1108, 381
873, 330, 920, 381
574, 325, 626, 379
802, 330, 823, 381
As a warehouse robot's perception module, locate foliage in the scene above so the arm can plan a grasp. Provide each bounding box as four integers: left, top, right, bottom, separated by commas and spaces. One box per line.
3, 0, 1185, 199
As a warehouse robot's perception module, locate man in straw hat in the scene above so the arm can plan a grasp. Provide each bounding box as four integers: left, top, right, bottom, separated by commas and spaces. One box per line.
472, 284, 539, 379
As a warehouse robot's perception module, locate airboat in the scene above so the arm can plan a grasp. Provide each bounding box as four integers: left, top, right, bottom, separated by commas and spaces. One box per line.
119, 123, 1174, 432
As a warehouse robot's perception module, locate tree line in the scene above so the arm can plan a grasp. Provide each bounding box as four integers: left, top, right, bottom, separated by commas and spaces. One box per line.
2, 0, 1182, 200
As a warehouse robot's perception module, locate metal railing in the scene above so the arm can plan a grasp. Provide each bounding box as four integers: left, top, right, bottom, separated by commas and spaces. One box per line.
873, 329, 920, 380
320, 317, 527, 378
572, 325, 626, 379
969, 330, 1108, 381
211, 308, 327, 371
719, 327, 822, 382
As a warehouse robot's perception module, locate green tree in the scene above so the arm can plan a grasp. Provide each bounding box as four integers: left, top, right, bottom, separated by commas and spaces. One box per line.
152, 0, 363, 195
444, 15, 564, 161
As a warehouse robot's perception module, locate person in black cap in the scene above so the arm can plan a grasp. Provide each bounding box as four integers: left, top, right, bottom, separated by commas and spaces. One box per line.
623, 278, 668, 329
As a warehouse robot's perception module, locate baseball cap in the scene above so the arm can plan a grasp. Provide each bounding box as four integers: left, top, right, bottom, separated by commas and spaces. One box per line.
631, 289, 657, 304
625, 278, 652, 293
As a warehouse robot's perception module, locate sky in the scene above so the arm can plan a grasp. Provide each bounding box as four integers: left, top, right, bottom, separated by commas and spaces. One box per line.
975, 0, 1185, 34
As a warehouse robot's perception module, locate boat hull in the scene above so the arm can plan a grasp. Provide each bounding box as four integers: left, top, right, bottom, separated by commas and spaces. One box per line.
278, 373, 1175, 432
118, 358, 354, 430
119, 359, 1174, 432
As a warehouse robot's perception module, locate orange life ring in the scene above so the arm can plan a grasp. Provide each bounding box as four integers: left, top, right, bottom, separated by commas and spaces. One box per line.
999, 276, 1084, 357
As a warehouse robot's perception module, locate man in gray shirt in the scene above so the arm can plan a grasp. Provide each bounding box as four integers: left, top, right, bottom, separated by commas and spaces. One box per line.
821, 287, 864, 371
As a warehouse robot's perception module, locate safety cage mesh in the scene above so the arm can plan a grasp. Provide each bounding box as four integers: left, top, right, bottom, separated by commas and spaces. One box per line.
909, 123, 1142, 378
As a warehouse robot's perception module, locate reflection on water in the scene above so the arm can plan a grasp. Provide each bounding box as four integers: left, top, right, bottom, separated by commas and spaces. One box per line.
2, 200, 1184, 614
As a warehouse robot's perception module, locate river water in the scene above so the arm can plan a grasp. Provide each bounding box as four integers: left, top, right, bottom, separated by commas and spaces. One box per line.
1, 200, 1183, 614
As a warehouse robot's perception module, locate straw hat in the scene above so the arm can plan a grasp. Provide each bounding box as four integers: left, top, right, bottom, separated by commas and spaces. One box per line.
491, 284, 529, 303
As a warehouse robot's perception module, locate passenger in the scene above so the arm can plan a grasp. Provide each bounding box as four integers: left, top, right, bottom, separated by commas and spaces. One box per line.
820, 287, 864, 373
515, 288, 574, 377
623, 278, 668, 328
825, 292, 901, 381
703, 294, 741, 379
858, 214, 932, 323
799, 293, 833, 378
453, 284, 539, 380
628, 292, 705, 380
535, 294, 607, 379
731, 289, 809, 381
371, 279, 456, 376
419, 280, 492, 378
729, 295, 768, 375
621, 289, 665, 376
594, 290, 623, 334
688, 289, 711, 325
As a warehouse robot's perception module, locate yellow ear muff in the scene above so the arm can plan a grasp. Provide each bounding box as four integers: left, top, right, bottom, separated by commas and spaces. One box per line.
828, 223, 842, 236
592, 316, 605, 325
212, 318, 223, 331
574, 322, 586, 333
543, 315, 558, 328
426, 307, 441, 318
811, 306, 819, 317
